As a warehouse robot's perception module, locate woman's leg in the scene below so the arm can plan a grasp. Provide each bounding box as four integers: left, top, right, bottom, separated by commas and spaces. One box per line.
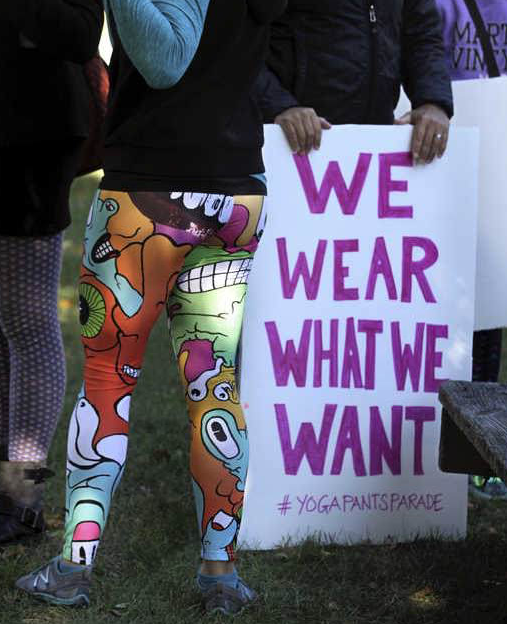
0, 234, 65, 543
0, 328, 10, 460
168, 195, 266, 571
63, 190, 191, 565
0, 234, 65, 462
16, 190, 264, 608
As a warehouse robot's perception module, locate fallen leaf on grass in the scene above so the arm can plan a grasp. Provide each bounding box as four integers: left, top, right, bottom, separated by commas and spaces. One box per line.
44, 513, 64, 530
110, 609, 124, 617
58, 299, 73, 310
110, 604, 130, 618
1, 544, 26, 558
409, 587, 441, 609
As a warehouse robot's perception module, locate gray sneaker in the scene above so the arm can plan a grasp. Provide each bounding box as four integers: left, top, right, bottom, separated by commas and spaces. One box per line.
200, 579, 257, 616
15, 556, 91, 607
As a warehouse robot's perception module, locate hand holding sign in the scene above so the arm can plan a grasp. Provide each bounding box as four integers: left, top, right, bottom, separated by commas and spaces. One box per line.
395, 104, 450, 164
275, 107, 332, 154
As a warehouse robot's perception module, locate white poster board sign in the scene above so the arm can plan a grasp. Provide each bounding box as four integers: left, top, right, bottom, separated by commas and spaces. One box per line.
396, 77, 507, 330
453, 77, 507, 330
239, 125, 478, 549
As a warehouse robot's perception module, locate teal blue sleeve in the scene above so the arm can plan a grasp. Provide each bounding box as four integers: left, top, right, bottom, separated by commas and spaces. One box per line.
105, 0, 210, 89
250, 173, 267, 190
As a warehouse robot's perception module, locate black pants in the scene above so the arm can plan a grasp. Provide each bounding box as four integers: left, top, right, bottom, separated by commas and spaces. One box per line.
472, 329, 503, 382
0, 139, 84, 237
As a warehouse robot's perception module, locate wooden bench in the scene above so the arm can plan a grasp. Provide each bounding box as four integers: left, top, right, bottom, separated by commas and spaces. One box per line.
439, 380, 507, 483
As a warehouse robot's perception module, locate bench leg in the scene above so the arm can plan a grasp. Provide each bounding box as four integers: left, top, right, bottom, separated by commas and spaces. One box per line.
439, 409, 495, 477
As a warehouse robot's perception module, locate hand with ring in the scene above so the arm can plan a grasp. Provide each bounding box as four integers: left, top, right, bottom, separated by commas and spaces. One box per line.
395, 103, 450, 164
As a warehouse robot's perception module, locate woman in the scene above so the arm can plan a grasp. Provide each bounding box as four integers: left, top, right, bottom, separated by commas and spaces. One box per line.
16, 0, 286, 615
0, 1, 103, 543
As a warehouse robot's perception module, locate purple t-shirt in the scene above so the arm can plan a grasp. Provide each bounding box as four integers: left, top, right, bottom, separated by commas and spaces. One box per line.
436, 0, 507, 80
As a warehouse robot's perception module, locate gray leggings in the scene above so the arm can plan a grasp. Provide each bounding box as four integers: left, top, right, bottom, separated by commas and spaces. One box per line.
0, 234, 65, 461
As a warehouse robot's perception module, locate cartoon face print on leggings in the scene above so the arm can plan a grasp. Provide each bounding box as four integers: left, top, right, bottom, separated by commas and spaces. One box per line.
63, 191, 265, 565
83, 195, 143, 318
168, 197, 265, 560
177, 337, 248, 560
65, 387, 130, 565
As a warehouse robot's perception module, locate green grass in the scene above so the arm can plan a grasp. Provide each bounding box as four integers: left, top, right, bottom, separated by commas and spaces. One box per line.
1, 174, 507, 624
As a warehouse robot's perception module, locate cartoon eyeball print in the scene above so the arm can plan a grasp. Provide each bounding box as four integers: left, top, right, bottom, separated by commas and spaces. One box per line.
213, 382, 234, 402
201, 410, 245, 461
79, 282, 106, 338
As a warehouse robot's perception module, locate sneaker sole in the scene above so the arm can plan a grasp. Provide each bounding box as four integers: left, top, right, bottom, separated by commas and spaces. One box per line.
469, 484, 507, 501
207, 604, 243, 616
205, 595, 257, 616
28, 591, 90, 607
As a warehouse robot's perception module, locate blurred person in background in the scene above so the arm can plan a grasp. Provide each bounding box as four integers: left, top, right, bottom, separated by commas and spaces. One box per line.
436, 0, 507, 500
0, 1, 103, 544
256, 0, 453, 163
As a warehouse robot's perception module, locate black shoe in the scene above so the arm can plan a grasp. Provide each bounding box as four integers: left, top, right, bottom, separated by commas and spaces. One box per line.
0, 462, 53, 545
0, 494, 46, 544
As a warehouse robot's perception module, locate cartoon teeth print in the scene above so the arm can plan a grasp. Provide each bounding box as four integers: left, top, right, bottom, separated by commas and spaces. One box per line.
168, 245, 254, 367
122, 365, 141, 380
170, 192, 234, 223
176, 258, 253, 293
92, 233, 118, 263
71, 521, 101, 566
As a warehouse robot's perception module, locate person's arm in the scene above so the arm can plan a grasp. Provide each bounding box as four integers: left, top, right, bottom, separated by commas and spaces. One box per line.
255, 64, 300, 122
255, 63, 331, 154
398, 0, 453, 164
5, 0, 103, 64
105, 0, 210, 89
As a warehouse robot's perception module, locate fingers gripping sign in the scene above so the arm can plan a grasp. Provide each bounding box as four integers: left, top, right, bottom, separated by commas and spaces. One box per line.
275, 107, 331, 154
395, 104, 450, 165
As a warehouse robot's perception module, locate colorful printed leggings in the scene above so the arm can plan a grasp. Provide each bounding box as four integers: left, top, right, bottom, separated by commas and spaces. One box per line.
64, 190, 265, 565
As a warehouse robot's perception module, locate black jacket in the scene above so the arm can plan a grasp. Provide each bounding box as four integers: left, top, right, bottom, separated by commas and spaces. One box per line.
103, 0, 287, 190
0, 0, 103, 147
257, 0, 453, 125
